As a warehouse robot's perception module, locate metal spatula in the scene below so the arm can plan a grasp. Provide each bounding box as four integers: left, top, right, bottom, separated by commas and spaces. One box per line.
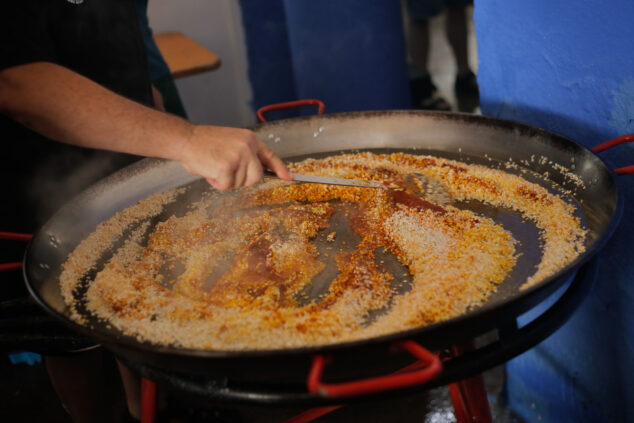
263, 170, 451, 206
401, 172, 452, 206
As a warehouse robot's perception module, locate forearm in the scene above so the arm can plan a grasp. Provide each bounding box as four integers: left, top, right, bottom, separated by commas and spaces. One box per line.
0, 61, 290, 190
0, 62, 191, 161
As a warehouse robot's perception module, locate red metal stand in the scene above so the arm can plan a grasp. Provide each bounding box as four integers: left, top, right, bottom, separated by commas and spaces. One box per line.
447, 344, 493, 423
448, 375, 492, 423
284, 341, 494, 423
307, 340, 442, 398
591, 134, 634, 175
141, 378, 157, 423
0, 232, 32, 272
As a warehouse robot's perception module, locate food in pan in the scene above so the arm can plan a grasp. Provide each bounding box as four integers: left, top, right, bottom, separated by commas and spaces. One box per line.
60, 152, 587, 350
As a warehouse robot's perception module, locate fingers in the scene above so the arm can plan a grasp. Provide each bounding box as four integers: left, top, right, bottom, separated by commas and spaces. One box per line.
244, 158, 264, 187
205, 178, 228, 191
233, 158, 249, 189
179, 125, 288, 190
204, 142, 259, 190
215, 137, 286, 189
209, 164, 236, 190
231, 135, 264, 188
257, 142, 292, 180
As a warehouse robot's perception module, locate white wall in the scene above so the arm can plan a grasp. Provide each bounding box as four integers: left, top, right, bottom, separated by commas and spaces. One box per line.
147, 0, 255, 127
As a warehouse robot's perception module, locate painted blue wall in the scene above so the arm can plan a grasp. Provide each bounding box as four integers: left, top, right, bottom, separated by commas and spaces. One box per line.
282, 0, 410, 113
239, 0, 410, 118
238, 1, 634, 419
238, 0, 297, 120
475, 1, 634, 422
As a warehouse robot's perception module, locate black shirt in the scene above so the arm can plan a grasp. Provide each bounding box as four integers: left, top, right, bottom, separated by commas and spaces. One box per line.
0, 0, 153, 236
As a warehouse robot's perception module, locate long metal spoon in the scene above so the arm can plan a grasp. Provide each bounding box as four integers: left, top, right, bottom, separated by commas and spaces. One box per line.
263, 170, 451, 206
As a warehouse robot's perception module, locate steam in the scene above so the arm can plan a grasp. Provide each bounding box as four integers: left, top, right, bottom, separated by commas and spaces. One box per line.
26, 149, 139, 227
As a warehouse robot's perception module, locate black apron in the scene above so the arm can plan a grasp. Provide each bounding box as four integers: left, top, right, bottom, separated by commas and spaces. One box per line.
0, 0, 153, 240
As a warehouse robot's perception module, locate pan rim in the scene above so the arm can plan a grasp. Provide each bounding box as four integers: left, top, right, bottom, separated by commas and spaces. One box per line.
23, 110, 622, 360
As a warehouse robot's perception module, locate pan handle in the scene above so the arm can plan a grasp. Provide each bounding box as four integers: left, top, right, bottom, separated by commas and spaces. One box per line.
0, 231, 33, 241
256, 99, 325, 123
307, 340, 442, 398
0, 231, 32, 272
592, 134, 634, 175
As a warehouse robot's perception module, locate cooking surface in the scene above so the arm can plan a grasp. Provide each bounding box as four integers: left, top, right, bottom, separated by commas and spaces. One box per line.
23, 112, 618, 378
50, 146, 586, 352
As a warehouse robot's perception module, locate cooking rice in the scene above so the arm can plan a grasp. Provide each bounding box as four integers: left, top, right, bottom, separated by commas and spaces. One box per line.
60, 152, 586, 350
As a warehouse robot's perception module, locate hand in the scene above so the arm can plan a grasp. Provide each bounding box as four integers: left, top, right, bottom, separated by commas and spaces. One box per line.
0, 62, 288, 190
178, 125, 292, 190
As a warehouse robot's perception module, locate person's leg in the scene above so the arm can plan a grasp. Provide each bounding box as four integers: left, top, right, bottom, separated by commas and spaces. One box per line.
445, 1, 478, 110
406, 0, 452, 110
408, 18, 431, 75
408, 21, 452, 111
445, 5, 471, 75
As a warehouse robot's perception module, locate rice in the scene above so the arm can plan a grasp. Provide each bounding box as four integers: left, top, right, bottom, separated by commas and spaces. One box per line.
59, 152, 586, 350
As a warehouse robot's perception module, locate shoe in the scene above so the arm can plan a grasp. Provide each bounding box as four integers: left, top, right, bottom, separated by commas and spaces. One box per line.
454, 71, 479, 112
410, 75, 452, 111
454, 71, 479, 97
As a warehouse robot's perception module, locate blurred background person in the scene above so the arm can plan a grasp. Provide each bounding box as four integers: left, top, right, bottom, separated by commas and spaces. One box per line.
134, 0, 188, 119
405, 0, 479, 112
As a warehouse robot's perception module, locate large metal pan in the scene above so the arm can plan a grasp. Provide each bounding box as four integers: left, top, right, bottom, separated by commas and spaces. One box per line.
23, 110, 630, 393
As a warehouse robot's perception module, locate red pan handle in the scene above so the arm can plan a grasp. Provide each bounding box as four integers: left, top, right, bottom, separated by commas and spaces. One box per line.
0, 263, 23, 272
0, 232, 33, 273
307, 340, 442, 398
592, 134, 634, 175
256, 99, 325, 123
0, 231, 33, 241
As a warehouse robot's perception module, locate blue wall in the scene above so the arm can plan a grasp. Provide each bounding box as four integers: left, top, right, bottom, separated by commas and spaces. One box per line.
239, 0, 410, 117
282, 1, 410, 113
475, 1, 634, 422
237, 1, 634, 419
238, 0, 297, 120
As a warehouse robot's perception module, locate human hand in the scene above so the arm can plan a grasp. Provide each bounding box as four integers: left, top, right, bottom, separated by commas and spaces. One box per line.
178, 125, 292, 190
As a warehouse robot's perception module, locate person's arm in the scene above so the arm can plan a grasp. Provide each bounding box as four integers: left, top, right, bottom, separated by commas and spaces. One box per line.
0, 61, 290, 189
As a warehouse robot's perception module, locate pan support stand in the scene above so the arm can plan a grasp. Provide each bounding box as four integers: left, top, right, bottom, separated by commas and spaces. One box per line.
133, 259, 597, 423
136, 352, 493, 423
137, 370, 492, 423
141, 378, 157, 423
447, 342, 493, 423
